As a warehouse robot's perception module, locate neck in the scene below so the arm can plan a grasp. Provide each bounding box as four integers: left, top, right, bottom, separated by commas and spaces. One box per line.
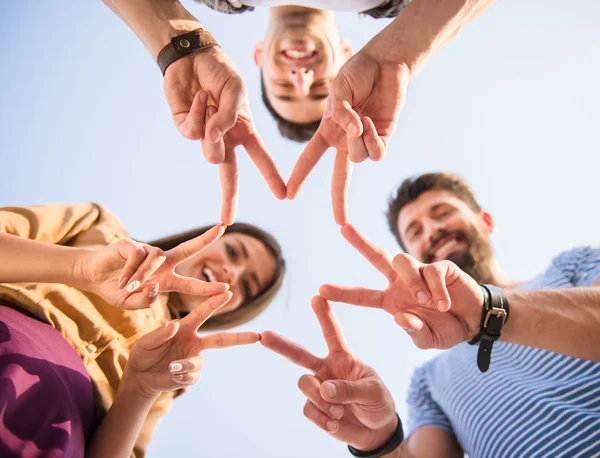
484, 260, 519, 290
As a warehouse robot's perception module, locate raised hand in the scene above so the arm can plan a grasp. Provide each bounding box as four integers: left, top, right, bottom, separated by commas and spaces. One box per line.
286, 46, 410, 225
261, 296, 398, 452
76, 224, 229, 310
126, 291, 260, 398
165, 50, 286, 225
320, 224, 484, 350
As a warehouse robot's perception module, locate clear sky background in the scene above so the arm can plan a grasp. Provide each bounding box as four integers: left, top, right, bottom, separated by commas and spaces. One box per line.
1, 1, 599, 457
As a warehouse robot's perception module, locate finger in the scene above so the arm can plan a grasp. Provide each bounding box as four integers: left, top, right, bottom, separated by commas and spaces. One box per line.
420, 263, 452, 312
361, 117, 386, 162
320, 377, 388, 406
318, 284, 385, 309
243, 132, 287, 200
136, 320, 180, 351
287, 132, 329, 200
121, 282, 160, 310
202, 105, 226, 164
169, 354, 204, 374
311, 296, 349, 354
329, 78, 362, 138
201, 331, 261, 350
332, 149, 352, 226
304, 401, 340, 434
172, 371, 200, 386
340, 224, 395, 281
168, 224, 226, 264
181, 291, 233, 331
391, 253, 431, 306
124, 246, 167, 293
260, 330, 321, 371
205, 76, 244, 144
347, 132, 369, 164
393, 311, 425, 332
169, 274, 229, 296
219, 147, 239, 226
117, 242, 150, 289
176, 90, 209, 141
298, 374, 344, 420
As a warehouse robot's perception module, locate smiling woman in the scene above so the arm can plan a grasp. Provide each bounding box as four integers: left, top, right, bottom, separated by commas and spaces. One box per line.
149, 222, 286, 330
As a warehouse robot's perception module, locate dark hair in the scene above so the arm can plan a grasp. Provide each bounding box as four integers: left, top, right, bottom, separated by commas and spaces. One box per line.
148, 223, 285, 331
386, 173, 482, 251
260, 71, 321, 143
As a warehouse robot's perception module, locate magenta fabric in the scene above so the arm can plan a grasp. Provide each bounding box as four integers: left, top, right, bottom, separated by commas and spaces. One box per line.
0, 303, 95, 458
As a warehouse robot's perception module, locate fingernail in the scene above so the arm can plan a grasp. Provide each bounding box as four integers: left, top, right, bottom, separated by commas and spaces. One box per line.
330, 405, 344, 419
199, 92, 208, 103
148, 285, 159, 299
325, 382, 336, 398
169, 362, 183, 373
173, 374, 184, 381
437, 300, 447, 311
257, 333, 262, 341
126, 280, 140, 293
211, 128, 222, 143
416, 291, 429, 305
326, 421, 338, 432
118, 278, 127, 289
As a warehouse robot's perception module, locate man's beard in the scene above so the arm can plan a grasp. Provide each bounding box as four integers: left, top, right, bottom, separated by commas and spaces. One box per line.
424, 227, 494, 283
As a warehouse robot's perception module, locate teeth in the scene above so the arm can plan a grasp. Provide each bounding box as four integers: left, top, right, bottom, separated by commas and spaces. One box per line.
284, 50, 313, 59
434, 239, 458, 259
202, 267, 216, 283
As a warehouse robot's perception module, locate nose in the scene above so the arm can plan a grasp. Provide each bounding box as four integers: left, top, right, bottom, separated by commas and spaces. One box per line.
222, 264, 244, 286
424, 219, 446, 246
288, 67, 313, 95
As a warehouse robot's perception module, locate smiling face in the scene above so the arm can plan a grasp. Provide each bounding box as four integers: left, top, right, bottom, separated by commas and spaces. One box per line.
397, 190, 496, 283
254, 7, 352, 124
174, 233, 277, 316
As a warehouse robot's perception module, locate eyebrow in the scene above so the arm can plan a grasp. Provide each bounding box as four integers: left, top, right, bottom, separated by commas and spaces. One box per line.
273, 93, 329, 102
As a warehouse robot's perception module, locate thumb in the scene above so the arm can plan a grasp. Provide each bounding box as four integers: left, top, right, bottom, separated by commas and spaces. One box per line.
330, 78, 362, 138
136, 320, 180, 351
205, 77, 244, 143
320, 377, 384, 406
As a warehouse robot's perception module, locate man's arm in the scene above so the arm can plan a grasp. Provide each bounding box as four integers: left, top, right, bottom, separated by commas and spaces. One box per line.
502, 286, 600, 362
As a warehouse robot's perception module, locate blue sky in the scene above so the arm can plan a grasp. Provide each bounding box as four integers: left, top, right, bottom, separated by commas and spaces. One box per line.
1, 1, 599, 457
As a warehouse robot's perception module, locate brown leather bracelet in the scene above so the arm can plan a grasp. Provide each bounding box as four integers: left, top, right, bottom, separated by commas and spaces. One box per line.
156, 28, 219, 76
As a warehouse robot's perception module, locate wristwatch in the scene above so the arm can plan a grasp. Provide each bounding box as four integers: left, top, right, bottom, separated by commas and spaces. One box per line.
156, 28, 219, 76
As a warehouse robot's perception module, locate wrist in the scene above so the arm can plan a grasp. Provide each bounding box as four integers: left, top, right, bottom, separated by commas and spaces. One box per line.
108, 0, 204, 58
119, 368, 161, 402
351, 414, 399, 452
69, 248, 98, 293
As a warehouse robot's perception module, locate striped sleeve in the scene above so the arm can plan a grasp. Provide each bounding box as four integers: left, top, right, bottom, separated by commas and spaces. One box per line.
406, 365, 453, 436
552, 246, 600, 287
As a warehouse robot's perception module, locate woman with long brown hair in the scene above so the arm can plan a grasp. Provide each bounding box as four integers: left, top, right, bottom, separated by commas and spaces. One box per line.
0, 202, 285, 457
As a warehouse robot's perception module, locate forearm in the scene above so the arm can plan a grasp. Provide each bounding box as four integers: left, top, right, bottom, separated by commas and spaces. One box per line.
0, 232, 90, 287
371, 0, 496, 76
502, 288, 600, 362
87, 372, 158, 458
101, 0, 203, 58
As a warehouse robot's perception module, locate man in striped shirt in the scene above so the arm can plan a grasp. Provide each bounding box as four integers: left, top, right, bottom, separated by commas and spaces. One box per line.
296, 172, 600, 457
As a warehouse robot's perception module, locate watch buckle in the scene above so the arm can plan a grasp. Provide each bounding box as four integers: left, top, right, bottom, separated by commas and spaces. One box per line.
483, 306, 507, 328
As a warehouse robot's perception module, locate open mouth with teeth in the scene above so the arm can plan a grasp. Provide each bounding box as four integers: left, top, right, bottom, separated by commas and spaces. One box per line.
201, 265, 217, 283
281, 49, 318, 60
429, 235, 466, 262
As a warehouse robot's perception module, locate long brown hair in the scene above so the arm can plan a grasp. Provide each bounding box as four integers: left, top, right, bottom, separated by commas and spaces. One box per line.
148, 223, 285, 331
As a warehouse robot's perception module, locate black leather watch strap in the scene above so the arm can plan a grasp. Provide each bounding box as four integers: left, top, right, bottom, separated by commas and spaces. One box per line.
468, 284, 510, 373
156, 28, 219, 76
348, 413, 404, 458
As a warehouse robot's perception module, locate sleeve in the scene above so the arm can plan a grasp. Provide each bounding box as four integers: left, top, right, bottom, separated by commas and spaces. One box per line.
406, 364, 454, 436
552, 246, 600, 287
131, 392, 175, 458
0, 203, 129, 247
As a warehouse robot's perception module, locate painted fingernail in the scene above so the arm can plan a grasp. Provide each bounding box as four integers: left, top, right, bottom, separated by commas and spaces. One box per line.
211, 128, 222, 143
330, 405, 344, 419
325, 382, 336, 398
416, 291, 429, 305
125, 280, 140, 293
118, 278, 127, 289
148, 286, 159, 299
326, 421, 338, 432
437, 300, 448, 311
169, 362, 183, 373
173, 374, 184, 381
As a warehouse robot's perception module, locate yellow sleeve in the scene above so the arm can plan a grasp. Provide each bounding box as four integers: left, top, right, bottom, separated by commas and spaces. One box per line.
131, 392, 175, 458
0, 203, 129, 247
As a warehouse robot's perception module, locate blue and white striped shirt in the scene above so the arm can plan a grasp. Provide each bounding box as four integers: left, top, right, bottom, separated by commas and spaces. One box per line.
407, 246, 600, 458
